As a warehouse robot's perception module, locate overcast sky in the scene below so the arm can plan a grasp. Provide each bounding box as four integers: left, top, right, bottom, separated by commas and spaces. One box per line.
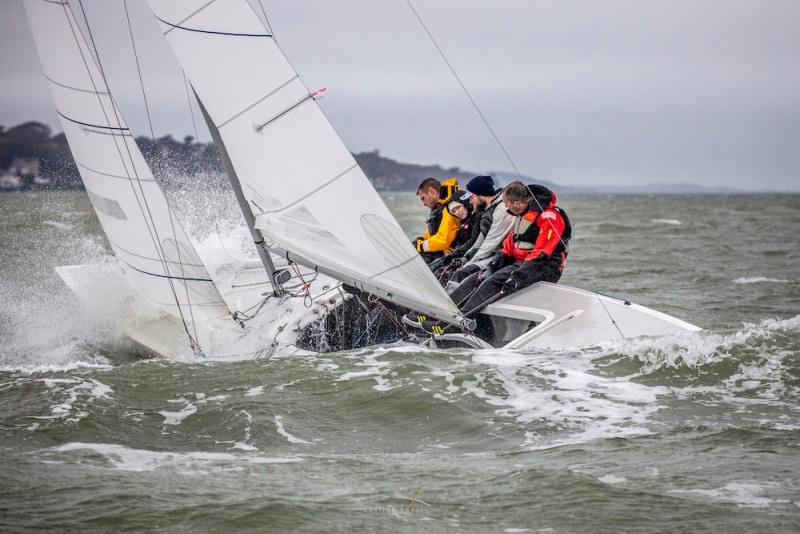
2, 0, 799, 190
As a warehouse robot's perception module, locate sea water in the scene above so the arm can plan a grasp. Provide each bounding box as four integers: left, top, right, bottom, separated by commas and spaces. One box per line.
1, 189, 799, 532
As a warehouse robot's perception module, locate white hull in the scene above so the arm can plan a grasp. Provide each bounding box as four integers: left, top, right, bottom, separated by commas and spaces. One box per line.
57, 264, 700, 358
486, 282, 700, 350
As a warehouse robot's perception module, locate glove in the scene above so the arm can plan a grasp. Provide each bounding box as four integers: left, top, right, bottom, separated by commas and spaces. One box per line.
413, 238, 425, 252
488, 251, 510, 273
459, 263, 480, 277
502, 273, 524, 293
449, 256, 466, 269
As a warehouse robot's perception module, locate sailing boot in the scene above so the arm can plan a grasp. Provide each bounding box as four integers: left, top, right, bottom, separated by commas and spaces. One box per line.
402, 312, 430, 330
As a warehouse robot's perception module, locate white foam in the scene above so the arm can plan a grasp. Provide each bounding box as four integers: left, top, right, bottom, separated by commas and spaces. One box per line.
465, 349, 667, 447
652, 219, 682, 225
274, 415, 311, 444
244, 386, 265, 397
733, 277, 791, 284
599, 314, 800, 373
598, 474, 627, 484
230, 410, 257, 451
39, 378, 114, 424
160, 403, 198, 426
43, 220, 72, 230
44, 442, 301, 472
669, 482, 780, 508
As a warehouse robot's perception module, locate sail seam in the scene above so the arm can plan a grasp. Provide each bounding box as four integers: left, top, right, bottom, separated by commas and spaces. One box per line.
165, 0, 218, 35
366, 254, 421, 281
75, 159, 156, 182
57, 110, 129, 131
256, 164, 357, 215
46, 75, 109, 95
119, 258, 214, 283
253, 94, 316, 132
108, 238, 206, 268
217, 75, 299, 129
154, 15, 272, 38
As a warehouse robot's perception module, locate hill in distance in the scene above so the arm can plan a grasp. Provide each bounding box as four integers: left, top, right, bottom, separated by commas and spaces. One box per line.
1, 121, 741, 193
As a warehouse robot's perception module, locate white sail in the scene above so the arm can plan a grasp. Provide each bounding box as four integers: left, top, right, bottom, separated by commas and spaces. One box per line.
146, 0, 462, 324
24, 0, 230, 324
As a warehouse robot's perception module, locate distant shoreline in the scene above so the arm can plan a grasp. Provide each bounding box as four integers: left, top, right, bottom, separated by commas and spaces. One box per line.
2, 121, 790, 194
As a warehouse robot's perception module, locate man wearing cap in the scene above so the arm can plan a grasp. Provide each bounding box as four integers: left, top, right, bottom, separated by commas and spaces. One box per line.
444, 175, 514, 291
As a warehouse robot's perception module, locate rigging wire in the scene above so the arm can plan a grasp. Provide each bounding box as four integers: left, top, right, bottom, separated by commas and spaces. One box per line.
122, 0, 202, 349
403, 0, 626, 338
182, 71, 201, 143
71, 0, 205, 353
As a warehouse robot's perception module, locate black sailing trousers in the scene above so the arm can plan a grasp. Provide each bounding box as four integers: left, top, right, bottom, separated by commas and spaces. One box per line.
450, 261, 563, 339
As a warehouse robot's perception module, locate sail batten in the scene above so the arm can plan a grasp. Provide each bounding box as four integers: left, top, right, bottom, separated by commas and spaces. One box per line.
25, 0, 230, 325
148, 0, 462, 323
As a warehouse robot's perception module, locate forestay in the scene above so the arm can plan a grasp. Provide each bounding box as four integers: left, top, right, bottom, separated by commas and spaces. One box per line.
147, 0, 463, 324
24, 0, 230, 323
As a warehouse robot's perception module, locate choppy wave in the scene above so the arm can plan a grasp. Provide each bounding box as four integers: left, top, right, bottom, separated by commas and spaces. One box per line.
41, 442, 302, 472
733, 276, 792, 284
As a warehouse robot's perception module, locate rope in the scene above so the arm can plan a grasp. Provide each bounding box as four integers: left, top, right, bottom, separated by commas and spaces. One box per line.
403, 0, 625, 339
122, 0, 205, 349
289, 263, 316, 307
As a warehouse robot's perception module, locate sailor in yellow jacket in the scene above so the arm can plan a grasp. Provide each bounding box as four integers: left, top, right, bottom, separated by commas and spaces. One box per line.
413, 177, 460, 265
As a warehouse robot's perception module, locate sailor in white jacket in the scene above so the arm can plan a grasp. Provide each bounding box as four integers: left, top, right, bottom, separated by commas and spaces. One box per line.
444, 176, 514, 293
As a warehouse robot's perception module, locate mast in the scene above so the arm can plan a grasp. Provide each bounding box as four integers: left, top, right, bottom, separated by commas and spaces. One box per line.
149, 0, 462, 324
195, 93, 284, 296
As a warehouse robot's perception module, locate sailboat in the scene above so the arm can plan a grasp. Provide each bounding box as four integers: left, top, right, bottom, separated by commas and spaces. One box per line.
24, 0, 699, 359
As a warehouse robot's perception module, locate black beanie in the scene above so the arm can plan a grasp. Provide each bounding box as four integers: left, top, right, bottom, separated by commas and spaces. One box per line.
466, 175, 495, 197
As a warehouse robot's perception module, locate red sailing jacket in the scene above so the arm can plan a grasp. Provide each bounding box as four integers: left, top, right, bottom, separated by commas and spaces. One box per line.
500, 192, 569, 266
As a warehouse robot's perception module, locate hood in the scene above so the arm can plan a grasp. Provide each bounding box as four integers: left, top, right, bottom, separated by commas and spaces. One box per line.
446, 190, 473, 217
526, 184, 556, 212
438, 177, 459, 204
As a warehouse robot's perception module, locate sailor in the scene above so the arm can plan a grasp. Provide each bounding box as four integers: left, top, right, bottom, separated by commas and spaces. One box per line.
450, 182, 571, 338
412, 177, 460, 264
444, 190, 482, 256
434, 190, 482, 280
406, 182, 571, 339
443, 175, 514, 289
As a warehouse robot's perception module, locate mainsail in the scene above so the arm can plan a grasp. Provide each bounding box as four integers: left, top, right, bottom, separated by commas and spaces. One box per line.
147, 0, 463, 324
24, 0, 230, 325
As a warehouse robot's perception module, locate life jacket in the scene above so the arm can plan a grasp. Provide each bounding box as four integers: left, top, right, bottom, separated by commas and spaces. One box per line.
506, 186, 571, 267
424, 177, 459, 236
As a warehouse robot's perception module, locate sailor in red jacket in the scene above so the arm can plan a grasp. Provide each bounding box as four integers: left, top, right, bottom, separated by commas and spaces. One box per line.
447, 182, 571, 338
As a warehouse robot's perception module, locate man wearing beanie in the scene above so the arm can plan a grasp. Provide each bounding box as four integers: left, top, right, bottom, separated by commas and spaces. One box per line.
444, 175, 514, 291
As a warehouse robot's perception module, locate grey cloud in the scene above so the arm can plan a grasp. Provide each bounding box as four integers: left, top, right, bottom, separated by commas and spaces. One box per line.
2, 0, 798, 190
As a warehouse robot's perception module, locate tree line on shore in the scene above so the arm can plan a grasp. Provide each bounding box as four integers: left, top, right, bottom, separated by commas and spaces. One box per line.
0, 121, 474, 191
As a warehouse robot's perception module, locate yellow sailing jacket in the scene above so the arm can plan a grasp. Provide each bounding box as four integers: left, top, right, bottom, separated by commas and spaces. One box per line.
417, 177, 460, 254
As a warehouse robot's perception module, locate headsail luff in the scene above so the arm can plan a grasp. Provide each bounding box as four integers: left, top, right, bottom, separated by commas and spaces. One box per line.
24, 0, 230, 324
148, 0, 463, 323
